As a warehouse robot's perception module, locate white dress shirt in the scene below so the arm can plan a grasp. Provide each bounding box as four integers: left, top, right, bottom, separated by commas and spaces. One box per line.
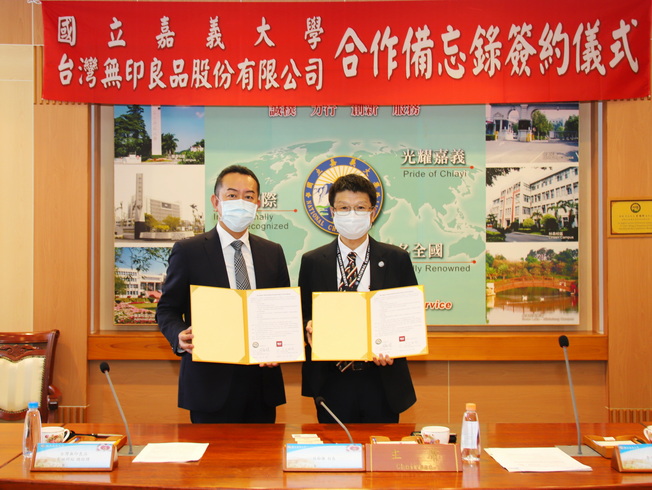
336, 235, 370, 292
216, 224, 257, 289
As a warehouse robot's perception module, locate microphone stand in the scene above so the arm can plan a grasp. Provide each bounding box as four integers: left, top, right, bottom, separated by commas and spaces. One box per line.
100, 362, 144, 456
560, 338, 582, 455
102, 368, 134, 455
316, 397, 354, 444
555, 336, 597, 457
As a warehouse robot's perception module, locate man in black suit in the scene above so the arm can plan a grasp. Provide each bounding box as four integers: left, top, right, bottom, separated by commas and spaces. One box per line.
299, 173, 417, 423
157, 165, 289, 423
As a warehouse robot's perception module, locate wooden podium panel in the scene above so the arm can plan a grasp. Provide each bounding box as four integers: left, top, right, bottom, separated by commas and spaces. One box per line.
1, 422, 652, 489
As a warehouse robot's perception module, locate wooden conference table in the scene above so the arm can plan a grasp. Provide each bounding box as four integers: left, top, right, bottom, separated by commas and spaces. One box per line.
1, 422, 652, 489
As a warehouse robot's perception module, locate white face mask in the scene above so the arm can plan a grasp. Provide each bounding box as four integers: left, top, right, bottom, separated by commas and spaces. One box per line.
333, 212, 372, 240
219, 199, 257, 232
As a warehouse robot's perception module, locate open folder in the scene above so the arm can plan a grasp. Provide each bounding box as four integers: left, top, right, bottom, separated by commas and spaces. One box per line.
311, 285, 428, 361
190, 285, 305, 364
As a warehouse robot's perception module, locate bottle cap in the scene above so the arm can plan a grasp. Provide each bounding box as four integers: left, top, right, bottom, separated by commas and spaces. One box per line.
28, 402, 39, 409
466, 402, 476, 411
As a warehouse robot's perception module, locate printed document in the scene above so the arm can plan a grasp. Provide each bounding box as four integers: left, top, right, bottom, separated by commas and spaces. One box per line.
191, 285, 305, 364
485, 447, 592, 472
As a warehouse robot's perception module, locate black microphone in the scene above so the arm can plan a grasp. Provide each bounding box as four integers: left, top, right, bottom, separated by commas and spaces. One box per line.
315, 396, 354, 444
100, 362, 135, 455
558, 335, 582, 455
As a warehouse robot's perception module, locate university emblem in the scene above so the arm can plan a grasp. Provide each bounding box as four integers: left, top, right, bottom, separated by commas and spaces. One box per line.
303, 156, 383, 234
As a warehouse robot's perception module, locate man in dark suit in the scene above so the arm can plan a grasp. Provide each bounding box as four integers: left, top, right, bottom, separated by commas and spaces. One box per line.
157, 165, 289, 423
299, 173, 417, 423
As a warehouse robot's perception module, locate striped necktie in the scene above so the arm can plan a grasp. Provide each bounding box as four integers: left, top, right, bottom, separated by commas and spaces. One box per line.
231, 240, 251, 290
339, 252, 358, 291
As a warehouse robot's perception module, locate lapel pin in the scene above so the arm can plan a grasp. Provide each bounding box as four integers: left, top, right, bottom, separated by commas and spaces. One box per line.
378, 261, 385, 268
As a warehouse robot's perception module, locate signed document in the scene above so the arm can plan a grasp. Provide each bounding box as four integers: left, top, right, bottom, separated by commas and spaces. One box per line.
311, 285, 428, 361
190, 285, 305, 364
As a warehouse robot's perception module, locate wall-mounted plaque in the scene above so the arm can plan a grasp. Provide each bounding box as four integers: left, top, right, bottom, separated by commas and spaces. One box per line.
610, 200, 652, 235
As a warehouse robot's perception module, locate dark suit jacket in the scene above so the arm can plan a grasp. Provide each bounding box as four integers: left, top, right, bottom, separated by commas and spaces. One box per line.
156, 228, 289, 412
298, 236, 417, 414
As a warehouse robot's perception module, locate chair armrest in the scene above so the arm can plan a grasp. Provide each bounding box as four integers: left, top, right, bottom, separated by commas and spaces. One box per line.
47, 384, 61, 412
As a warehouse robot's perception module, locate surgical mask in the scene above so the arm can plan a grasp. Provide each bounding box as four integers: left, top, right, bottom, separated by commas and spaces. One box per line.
219, 199, 257, 232
333, 212, 372, 240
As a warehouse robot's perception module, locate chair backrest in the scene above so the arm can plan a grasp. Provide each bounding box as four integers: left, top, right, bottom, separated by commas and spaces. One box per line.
0, 330, 59, 422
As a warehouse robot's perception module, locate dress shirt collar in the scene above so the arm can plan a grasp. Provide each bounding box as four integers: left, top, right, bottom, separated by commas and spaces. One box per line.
215, 223, 251, 251
337, 235, 369, 258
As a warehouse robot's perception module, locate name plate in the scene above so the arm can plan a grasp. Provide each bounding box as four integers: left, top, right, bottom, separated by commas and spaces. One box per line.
283, 443, 365, 471
610, 200, 652, 235
31, 442, 117, 471
366, 443, 462, 472
612, 444, 652, 472
583, 434, 642, 459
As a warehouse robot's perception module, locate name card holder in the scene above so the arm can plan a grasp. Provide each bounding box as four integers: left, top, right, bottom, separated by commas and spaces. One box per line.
366, 443, 462, 472
31, 442, 118, 471
583, 434, 643, 459
283, 443, 365, 471
612, 444, 652, 472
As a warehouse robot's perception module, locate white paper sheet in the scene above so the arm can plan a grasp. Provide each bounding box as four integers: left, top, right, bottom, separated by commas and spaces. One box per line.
485, 447, 592, 472
370, 286, 427, 358
132, 442, 209, 463
246, 288, 305, 363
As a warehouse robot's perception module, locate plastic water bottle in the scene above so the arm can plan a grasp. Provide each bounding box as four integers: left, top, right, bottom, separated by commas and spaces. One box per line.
461, 402, 481, 462
22, 402, 42, 458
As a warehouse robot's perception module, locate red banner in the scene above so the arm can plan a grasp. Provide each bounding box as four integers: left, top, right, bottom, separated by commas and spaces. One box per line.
42, 0, 650, 106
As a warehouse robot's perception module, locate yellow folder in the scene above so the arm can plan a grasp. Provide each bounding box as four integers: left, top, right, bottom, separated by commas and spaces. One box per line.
190, 285, 305, 364
311, 285, 428, 361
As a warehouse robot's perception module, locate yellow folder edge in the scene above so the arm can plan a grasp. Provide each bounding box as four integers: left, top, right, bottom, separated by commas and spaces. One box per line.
190, 285, 248, 364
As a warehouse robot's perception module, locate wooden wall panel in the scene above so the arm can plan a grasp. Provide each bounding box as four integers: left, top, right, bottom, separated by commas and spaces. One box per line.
87, 360, 606, 425
32, 0, 43, 46
449, 361, 607, 423
0, 0, 35, 45
606, 235, 652, 407
401, 361, 450, 424
604, 42, 652, 412
34, 101, 91, 408
88, 360, 187, 424
0, 45, 34, 332
88, 331, 608, 361
604, 100, 652, 199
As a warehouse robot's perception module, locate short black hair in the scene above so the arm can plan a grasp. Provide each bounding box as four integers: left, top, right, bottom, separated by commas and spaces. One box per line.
214, 165, 260, 196
328, 173, 377, 207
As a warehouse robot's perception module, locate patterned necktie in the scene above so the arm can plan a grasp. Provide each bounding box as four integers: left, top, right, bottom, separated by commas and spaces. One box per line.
337, 251, 359, 372
231, 240, 251, 290
339, 252, 358, 291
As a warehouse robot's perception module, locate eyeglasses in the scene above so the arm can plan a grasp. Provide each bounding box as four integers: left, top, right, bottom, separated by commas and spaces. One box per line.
332, 206, 373, 216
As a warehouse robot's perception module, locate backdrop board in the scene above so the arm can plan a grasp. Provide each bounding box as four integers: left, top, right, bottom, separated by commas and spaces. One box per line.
113, 102, 582, 329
